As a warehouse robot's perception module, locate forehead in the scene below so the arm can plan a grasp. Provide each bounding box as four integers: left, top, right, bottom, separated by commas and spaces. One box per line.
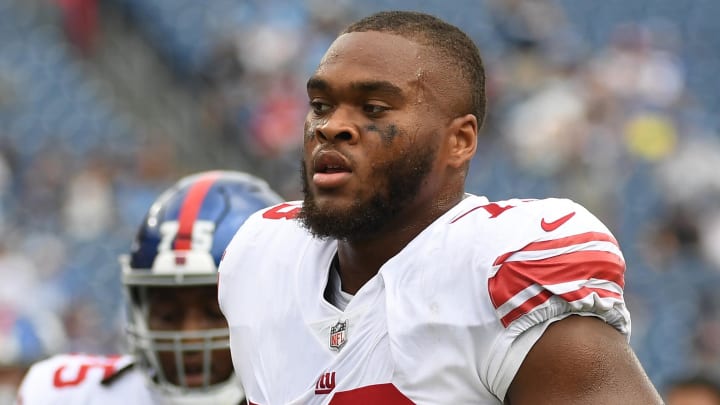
313, 31, 428, 88
147, 286, 217, 303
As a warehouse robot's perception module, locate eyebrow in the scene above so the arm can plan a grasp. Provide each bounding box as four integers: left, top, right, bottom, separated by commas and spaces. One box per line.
307, 77, 405, 100
350, 80, 404, 97
307, 77, 329, 92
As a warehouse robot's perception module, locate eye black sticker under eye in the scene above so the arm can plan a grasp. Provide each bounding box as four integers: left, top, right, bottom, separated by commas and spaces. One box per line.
366, 123, 399, 145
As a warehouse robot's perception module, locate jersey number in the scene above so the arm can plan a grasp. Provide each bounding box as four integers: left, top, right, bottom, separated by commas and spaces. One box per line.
262, 203, 300, 220
450, 202, 518, 223
53, 356, 121, 388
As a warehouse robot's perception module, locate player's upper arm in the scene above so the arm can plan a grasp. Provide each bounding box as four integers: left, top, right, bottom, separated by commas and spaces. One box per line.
505, 315, 662, 404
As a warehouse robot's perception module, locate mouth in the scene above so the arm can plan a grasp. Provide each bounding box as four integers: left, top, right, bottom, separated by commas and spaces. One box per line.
181, 363, 207, 387
312, 151, 353, 189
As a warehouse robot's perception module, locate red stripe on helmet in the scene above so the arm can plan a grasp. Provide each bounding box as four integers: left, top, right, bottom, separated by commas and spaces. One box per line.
174, 172, 222, 250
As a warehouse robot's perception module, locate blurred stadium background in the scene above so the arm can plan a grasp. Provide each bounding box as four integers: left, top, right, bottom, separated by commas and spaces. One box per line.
1, 0, 719, 400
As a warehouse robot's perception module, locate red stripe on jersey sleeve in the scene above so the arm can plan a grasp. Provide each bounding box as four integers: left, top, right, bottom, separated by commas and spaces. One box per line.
493, 232, 619, 266
489, 250, 625, 328
498, 289, 554, 328
489, 250, 625, 306
559, 286, 622, 303
498, 287, 622, 327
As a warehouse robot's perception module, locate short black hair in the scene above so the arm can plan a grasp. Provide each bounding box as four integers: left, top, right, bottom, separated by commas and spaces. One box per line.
342, 10, 487, 128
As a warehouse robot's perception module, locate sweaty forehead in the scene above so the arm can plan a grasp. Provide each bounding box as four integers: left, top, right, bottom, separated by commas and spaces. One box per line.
312, 31, 463, 117
315, 31, 428, 86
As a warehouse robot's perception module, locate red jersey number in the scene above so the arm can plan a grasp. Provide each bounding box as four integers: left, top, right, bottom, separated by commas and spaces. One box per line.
262, 203, 301, 220
52, 355, 122, 388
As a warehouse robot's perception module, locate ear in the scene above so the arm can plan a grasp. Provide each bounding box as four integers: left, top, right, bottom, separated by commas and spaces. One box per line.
446, 114, 478, 169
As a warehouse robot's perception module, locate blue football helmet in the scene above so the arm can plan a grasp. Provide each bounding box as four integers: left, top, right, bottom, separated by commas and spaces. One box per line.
120, 171, 282, 404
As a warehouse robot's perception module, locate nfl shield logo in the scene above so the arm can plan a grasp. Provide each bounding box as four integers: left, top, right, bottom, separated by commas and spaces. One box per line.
329, 320, 348, 351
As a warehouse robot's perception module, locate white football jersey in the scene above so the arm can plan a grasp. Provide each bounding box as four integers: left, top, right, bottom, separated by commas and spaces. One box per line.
16, 354, 155, 405
16, 353, 243, 405
218, 195, 630, 404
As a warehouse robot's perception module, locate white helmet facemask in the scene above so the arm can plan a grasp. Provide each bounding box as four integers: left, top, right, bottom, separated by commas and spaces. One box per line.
123, 279, 244, 405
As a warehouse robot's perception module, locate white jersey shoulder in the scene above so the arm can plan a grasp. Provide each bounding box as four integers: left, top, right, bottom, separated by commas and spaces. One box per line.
443, 196, 630, 398
17, 353, 154, 405
219, 196, 630, 404
450, 196, 628, 334
220, 201, 305, 280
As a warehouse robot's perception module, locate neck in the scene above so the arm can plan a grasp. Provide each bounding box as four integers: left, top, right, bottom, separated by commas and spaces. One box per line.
335, 191, 465, 294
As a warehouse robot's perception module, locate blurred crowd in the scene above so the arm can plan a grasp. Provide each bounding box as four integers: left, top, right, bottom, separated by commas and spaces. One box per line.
0, 0, 719, 399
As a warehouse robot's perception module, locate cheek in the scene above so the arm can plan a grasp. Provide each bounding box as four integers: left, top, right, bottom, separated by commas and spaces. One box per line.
212, 349, 234, 370
364, 140, 409, 168
156, 351, 175, 367
304, 116, 326, 142
363, 152, 397, 188
208, 317, 228, 329
303, 119, 313, 141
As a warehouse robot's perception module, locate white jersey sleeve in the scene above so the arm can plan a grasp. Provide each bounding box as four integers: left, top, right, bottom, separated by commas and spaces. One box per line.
471, 197, 630, 399
16, 353, 154, 405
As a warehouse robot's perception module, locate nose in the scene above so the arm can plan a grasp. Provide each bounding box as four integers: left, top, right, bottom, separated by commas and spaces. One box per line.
315, 106, 359, 144
180, 309, 209, 338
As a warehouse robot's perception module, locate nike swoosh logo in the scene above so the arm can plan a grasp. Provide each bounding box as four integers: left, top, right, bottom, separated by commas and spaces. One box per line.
541, 212, 576, 232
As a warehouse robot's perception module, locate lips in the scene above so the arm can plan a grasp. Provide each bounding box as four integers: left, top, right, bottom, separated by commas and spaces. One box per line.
313, 150, 351, 173
181, 362, 207, 387
311, 150, 353, 189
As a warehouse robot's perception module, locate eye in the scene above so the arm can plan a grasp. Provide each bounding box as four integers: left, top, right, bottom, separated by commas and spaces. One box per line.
151, 311, 182, 329
160, 314, 179, 323
362, 103, 389, 116
309, 100, 332, 115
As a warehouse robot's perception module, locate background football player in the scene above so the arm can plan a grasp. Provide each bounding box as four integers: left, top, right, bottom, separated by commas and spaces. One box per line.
16, 170, 282, 405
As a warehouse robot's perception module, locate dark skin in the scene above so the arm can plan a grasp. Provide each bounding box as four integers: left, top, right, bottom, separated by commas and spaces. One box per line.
147, 286, 234, 387
304, 30, 662, 404
506, 315, 662, 404
304, 31, 476, 293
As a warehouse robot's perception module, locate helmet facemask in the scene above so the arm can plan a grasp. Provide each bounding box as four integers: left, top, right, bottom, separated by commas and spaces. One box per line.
124, 282, 233, 393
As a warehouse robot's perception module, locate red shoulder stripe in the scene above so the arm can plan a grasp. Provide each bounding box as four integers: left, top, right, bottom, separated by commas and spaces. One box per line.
493, 232, 619, 266
498, 287, 622, 327
497, 290, 554, 328
489, 250, 625, 306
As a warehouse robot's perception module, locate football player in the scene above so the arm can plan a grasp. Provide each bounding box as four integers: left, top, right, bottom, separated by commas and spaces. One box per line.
17, 170, 282, 405
218, 11, 663, 404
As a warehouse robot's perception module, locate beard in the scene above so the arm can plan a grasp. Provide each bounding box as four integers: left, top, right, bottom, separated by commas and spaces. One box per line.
298, 141, 438, 241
